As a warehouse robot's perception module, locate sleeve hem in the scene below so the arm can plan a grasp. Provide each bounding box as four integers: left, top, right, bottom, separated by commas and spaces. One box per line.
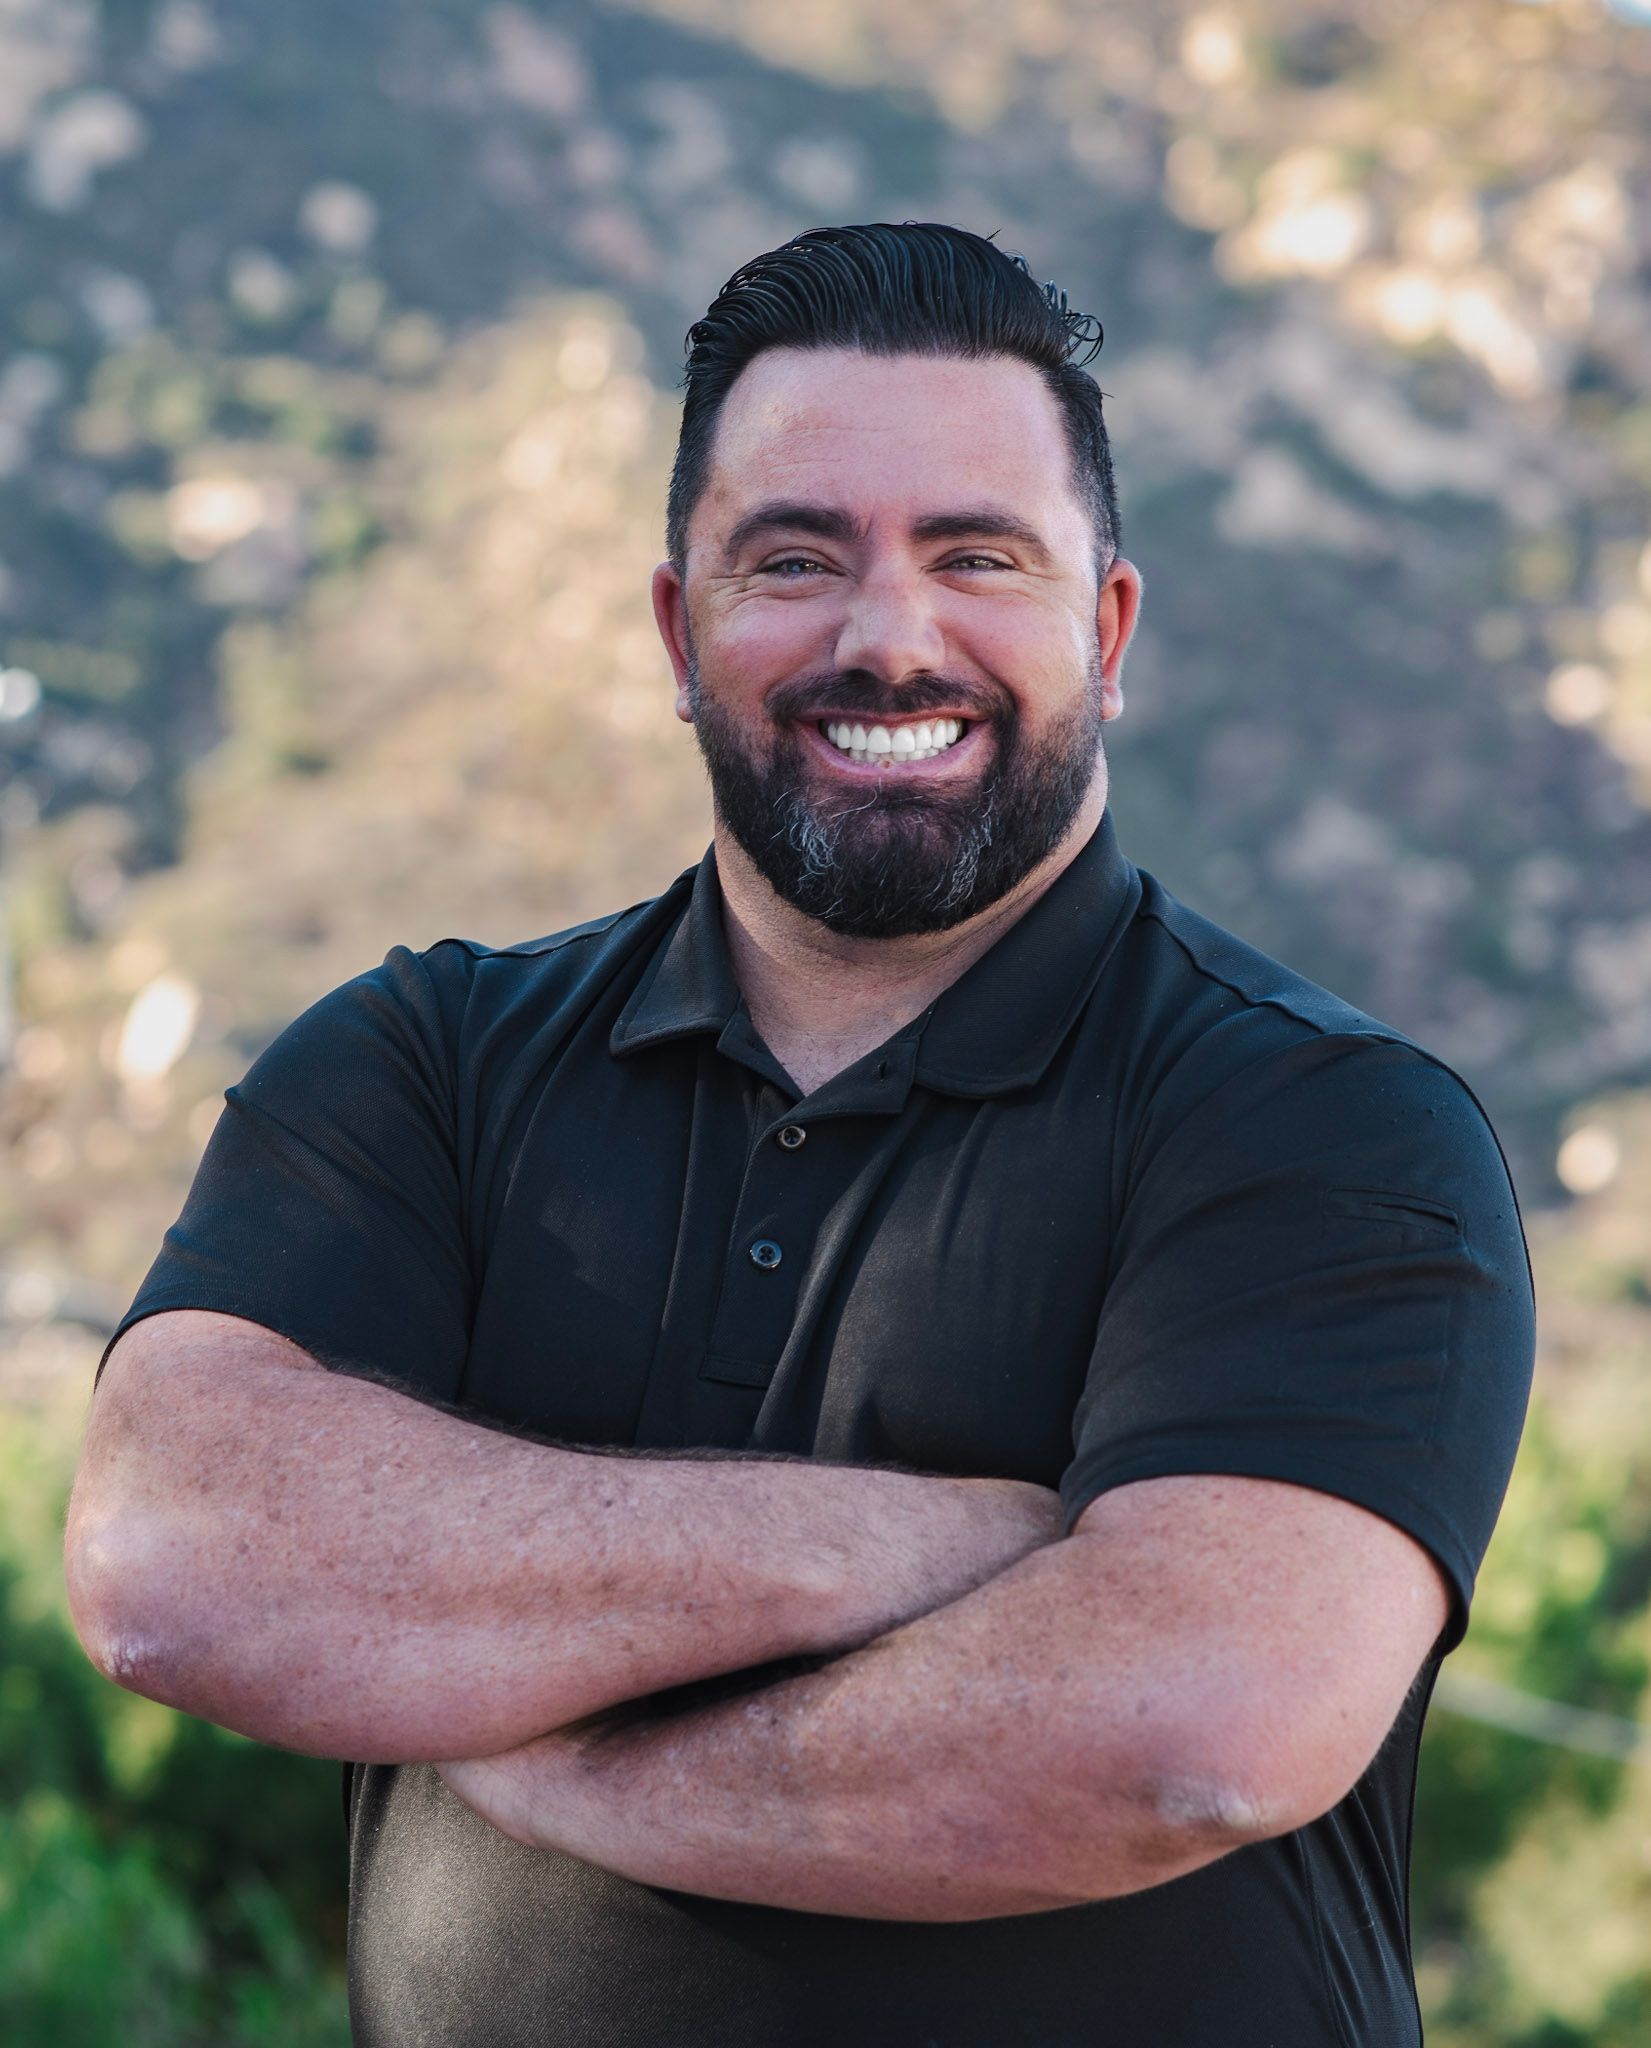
96, 1294, 352, 1389
96, 1302, 174, 1387
1059, 1440, 1477, 1655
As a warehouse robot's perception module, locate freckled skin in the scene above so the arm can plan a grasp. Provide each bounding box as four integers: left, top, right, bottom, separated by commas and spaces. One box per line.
65, 1309, 1062, 1765
437, 1473, 1446, 1918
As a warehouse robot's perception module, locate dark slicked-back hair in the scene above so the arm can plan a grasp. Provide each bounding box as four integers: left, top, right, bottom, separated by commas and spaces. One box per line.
667, 222, 1120, 573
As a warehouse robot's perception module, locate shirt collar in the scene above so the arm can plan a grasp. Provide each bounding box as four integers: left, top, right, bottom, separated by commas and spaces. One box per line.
609, 807, 1141, 1100
609, 853, 737, 1057
912, 807, 1141, 1095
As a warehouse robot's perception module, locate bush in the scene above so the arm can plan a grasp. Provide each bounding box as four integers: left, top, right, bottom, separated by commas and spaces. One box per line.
0, 1407, 349, 2047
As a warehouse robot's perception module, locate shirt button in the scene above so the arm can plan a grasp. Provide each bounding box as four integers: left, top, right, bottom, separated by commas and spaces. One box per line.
776, 1124, 807, 1150
749, 1239, 783, 1271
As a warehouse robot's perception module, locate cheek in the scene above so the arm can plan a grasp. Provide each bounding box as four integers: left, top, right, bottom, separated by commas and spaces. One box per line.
709, 592, 841, 686
953, 610, 1091, 713
740, 599, 832, 674
947, 591, 1090, 670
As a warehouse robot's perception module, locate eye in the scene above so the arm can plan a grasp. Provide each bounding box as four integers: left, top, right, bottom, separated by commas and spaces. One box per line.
942, 552, 1014, 573
760, 554, 831, 579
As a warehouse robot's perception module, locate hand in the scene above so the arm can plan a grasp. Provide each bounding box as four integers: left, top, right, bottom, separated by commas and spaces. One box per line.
437, 1710, 660, 1863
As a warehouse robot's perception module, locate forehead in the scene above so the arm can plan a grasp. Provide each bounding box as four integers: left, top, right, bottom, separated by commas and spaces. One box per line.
694, 347, 1083, 547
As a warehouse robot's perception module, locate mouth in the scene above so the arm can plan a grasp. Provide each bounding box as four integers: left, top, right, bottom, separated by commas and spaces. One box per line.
804, 714, 982, 773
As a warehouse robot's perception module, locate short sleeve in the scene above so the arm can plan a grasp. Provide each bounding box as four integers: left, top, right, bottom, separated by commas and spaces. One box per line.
97, 945, 472, 1401
1060, 1033, 1536, 1654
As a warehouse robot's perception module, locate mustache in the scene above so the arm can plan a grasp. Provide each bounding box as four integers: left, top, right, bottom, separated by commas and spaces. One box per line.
766, 670, 1009, 724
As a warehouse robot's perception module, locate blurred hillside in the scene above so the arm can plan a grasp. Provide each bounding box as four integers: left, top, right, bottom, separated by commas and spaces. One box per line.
6, 0, 1651, 1189
2, 2, 1650, 2044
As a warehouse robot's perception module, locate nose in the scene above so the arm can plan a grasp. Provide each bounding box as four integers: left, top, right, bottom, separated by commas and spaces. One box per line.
831, 565, 947, 685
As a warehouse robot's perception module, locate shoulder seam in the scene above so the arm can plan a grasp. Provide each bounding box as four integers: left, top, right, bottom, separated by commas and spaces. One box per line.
1142, 933, 1537, 1298
1142, 900, 1505, 1115
1140, 900, 1359, 1039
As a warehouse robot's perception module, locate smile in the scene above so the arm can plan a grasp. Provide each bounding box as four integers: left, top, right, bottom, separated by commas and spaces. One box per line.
815, 717, 970, 766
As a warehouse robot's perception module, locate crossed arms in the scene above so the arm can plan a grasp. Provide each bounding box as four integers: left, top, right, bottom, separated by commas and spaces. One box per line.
65, 1307, 1449, 1921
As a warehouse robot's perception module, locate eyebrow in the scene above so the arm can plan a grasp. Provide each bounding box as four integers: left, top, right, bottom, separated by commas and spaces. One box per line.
723, 502, 865, 563
910, 509, 1052, 563
722, 501, 1053, 567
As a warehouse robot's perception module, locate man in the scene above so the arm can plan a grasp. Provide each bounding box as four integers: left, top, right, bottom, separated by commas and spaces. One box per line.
66, 223, 1534, 2045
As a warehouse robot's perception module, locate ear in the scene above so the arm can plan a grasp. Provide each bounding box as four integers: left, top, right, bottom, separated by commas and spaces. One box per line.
1096, 558, 1143, 722
651, 561, 694, 723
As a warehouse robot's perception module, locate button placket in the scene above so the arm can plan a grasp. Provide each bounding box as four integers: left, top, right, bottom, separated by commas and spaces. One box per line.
702, 1115, 825, 1386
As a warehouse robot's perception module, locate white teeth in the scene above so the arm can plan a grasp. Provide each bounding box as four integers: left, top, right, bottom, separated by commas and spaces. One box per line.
818, 717, 969, 762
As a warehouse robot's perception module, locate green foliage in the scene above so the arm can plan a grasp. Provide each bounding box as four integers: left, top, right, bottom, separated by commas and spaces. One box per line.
0, 1414, 349, 2047
1, 1793, 207, 2048
1414, 1334, 1651, 2044
216, 621, 330, 780
0, 1794, 349, 2048
6, 640, 144, 709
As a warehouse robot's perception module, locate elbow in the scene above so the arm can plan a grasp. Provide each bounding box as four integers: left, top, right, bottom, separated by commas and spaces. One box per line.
1042, 1725, 1301, 1906
1144, 1759, 1296, 1854
63, 1501, 201, 1705
1137, 1711, 1338, 1866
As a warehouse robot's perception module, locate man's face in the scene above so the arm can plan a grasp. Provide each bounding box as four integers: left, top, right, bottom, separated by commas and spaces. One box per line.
655, 347, 1137, 939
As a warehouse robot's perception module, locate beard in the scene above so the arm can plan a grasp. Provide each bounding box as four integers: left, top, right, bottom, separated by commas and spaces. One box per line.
687, 650, 1106, 939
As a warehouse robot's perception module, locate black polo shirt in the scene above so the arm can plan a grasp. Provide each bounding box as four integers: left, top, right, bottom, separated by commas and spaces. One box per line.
104, 806, 1535, 2048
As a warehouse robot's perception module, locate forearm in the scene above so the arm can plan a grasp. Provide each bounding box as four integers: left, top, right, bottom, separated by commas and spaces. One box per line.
437, 1534, 1258, 1920
67, 1318, 1059, 1763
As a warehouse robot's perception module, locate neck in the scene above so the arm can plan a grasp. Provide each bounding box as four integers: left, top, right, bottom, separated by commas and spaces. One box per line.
713, 774, 1108, 1095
